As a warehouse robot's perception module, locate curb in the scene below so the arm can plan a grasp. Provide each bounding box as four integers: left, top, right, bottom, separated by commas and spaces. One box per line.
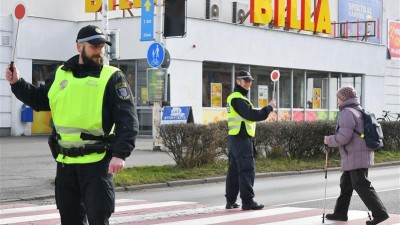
3, 161, 399, 203
117, 161, 400, 192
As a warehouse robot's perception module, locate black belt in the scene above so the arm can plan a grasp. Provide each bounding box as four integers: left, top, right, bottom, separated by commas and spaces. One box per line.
58, 144, 108, 157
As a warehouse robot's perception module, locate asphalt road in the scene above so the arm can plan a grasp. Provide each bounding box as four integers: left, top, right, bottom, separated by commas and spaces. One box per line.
118, 165, 400, 215
1, 135, 399, 217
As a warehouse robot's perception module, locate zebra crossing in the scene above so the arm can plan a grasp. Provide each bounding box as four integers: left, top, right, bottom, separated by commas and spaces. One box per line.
1, 199, 399, 225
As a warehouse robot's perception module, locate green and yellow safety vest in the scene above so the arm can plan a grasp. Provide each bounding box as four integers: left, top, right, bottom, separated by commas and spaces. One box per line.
227, 92, 256, 137
48, 65, 119, 164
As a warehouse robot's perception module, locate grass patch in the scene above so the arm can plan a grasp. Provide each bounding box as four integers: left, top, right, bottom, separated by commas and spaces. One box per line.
114, 150, 400, 187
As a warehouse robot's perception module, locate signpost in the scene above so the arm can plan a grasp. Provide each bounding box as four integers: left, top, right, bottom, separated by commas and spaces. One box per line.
10, 2, 27, 74
161, 106, 193, 124
141, 0, 154, 41
270, 70, 280, 100
147, 42, 165, 68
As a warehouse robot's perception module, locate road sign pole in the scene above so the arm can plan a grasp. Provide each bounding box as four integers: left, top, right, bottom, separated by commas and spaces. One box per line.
152, 0, 164, 150
272, 82, 276, 100
102, 0, 109, 65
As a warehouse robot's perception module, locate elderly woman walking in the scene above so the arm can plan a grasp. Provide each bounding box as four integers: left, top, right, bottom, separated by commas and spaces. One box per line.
323, 86, 389, 225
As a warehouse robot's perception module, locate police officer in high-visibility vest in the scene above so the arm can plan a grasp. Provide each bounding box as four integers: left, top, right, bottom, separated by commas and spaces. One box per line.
225, 70, 276, 210
5, 25, 139, 225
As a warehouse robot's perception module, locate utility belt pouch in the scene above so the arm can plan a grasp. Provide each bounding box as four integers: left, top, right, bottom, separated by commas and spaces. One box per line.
48, 133, 59, 159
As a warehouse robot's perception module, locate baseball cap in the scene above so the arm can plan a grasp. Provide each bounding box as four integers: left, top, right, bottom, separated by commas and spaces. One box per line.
236, 70, 254, 81
76, 25, 112, 46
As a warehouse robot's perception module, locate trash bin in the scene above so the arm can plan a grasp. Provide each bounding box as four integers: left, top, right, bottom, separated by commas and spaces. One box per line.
21, 104, 33, 122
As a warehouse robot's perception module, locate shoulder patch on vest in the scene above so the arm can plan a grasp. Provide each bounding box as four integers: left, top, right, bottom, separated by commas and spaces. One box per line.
115, 82, 130, 100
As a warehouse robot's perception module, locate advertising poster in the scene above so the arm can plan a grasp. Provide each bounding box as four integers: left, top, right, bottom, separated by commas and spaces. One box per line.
147, 68, 167, 102
141, 87, 148, 104
338, 0, 382, 43
210, 83, 222, 107
258, 85, 268, 108
312, 88, 321, 109
388, 20, 400, 60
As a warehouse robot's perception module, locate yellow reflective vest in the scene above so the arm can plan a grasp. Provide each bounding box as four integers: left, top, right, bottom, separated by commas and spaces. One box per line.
48, 65, 119, 164
227, 92, 256, 137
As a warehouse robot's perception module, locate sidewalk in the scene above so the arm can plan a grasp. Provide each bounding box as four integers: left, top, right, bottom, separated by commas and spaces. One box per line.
0, 135, 175, 202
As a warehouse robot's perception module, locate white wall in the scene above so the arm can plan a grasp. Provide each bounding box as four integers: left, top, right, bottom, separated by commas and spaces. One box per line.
0, 15, 13, 131
168, 59, 203, 123
382, 0, 400, 114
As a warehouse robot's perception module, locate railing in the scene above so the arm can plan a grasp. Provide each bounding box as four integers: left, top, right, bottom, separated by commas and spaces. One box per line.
331, 20, 377, 42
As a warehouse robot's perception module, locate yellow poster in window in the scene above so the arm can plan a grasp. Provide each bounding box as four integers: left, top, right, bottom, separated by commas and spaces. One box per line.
211, 83, 222, 107
141, 87, 148, 104
313, 88, 321, 109
258, 85, 268, 107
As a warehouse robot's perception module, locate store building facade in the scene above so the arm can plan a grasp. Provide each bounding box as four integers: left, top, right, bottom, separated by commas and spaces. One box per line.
0, 0, 399, 136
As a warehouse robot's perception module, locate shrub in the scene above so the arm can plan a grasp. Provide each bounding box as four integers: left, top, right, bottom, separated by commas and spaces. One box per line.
159, 123, 220, 168
255, 121, 336, 159
380, 121, 400, 151
159, 120, 399, 168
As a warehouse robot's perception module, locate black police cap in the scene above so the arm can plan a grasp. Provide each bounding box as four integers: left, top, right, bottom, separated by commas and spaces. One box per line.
76, 25, 112, 46
236, 70, 254, 81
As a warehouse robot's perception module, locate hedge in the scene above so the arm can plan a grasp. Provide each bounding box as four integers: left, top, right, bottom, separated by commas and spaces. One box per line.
159, 121, 400, 168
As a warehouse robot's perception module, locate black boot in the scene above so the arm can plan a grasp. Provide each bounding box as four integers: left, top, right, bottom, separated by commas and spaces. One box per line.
325, 213, 348, 221
225, 202, 240, 209
366, 214, 389, 225
242, 201, 264, 210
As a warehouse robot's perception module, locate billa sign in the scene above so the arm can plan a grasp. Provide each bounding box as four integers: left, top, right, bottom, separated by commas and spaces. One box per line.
85, 0, 142, 12
250, 0, 332, 34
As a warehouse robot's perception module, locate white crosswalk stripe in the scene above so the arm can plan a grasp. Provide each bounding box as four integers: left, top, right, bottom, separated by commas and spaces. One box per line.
0, 199, 398, 225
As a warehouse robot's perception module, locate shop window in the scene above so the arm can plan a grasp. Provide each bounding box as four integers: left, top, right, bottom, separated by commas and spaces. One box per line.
110, 59, 154, 136
330, 73, 341, 109
202, 62, 232, 107
342, 73, 362, 106
277, 69, 292, 109
306, 71, 329, 110
249, 66, 273, 108
32, 60, 62, 86
110, 60, 136, 98
293, 70, 305, 109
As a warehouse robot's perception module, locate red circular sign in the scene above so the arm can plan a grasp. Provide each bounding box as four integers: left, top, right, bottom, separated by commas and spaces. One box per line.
270, 70, 280, 82
14, 4, 26, 20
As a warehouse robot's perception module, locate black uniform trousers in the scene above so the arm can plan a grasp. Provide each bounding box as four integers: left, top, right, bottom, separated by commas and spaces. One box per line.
55, 154, 115, 225
333, 168, 388, 218
225, 136, 255, 204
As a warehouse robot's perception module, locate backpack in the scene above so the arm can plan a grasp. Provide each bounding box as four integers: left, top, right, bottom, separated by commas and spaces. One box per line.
349, 107, 384, 150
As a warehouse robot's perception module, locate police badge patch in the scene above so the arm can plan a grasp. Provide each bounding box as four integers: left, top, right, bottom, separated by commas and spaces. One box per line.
115, 82, 130, 100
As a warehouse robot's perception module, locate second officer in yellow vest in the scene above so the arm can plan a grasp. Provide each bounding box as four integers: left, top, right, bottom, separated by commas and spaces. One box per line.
6, 25, 139, 225
225, 71, 276, 210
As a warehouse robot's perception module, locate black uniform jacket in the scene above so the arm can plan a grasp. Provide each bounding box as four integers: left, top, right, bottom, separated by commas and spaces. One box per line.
11, 55, 139, 160
230, 84, 273, 138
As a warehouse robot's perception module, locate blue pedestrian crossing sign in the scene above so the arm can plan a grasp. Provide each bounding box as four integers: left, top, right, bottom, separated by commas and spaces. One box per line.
147, 42, 165, 68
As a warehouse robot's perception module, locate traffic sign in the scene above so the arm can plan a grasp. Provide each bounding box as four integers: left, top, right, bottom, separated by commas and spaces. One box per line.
13, 2, 27, 22
271, 70, 280, 82
140, 0, 154, 41
147, 42, 165, 68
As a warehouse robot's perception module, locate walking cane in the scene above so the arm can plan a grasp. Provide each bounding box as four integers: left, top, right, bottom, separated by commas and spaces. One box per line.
322, 147, 328, 223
